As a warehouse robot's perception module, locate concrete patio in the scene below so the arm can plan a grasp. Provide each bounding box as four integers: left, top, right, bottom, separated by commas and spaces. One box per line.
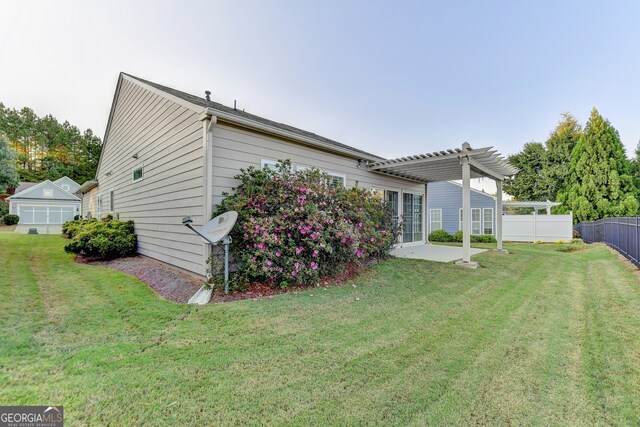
391, 244, 487, 263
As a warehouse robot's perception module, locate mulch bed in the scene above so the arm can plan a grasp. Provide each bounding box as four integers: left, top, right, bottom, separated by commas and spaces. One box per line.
76, 254, 375, 303
76, 254, 204, 303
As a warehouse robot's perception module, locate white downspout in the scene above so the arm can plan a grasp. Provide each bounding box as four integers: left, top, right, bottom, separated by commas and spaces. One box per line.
199, 108, 217, 277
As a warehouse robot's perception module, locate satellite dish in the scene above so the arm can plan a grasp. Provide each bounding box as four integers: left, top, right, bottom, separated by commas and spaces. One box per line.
182, 211, 239, 299
200, 211, 238, 245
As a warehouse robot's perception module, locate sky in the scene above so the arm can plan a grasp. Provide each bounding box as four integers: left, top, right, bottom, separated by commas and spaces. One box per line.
1, 0, 639, 168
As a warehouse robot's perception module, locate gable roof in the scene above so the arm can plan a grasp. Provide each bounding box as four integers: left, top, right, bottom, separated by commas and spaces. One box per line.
53, 176, 80, 188
7, 180, 81, 201
441, 180, 497, 200
96, 73, 384, 169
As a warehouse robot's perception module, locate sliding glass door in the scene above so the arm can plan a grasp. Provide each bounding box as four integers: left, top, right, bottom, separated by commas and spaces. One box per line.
402, 193, 423, 243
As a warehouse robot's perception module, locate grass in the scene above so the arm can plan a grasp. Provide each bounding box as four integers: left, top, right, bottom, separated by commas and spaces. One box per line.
2, 234, 640, 425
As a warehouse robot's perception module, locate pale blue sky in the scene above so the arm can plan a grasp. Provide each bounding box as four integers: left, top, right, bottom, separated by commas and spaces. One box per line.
1, 0, 639, 160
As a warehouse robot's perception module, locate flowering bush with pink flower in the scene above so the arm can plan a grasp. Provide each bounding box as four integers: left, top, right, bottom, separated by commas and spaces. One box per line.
212, 160, 399, 288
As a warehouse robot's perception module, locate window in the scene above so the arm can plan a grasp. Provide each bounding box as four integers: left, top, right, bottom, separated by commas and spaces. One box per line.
96, 194, 103, 218
109, 190, 115, 212
43, 189, 53, 198
483, 208, 493, 235
326, 172, 346, 188
430, 209, 442, 232
61, 184, 70, 191
459, 208, 482, 235
472, 208, 481, 235
261, 159, 278, 171
132, 165, 144, 183
296, 165, 310, 172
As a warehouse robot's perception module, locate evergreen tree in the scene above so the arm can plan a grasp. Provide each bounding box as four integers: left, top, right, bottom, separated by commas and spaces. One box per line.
557, 108, 638, 221
0, 135, 19, 192
0, 103, 102, 183
503, 142, 549, 201
543, 113, 581, 202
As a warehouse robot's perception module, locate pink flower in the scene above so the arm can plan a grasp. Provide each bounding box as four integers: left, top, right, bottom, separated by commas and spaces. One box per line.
291, 270, 297, 276
295, 247, 304, 255
267, 260, 272, 266
370, 237, 375, 242
312, 250, 319, 257
310, 233, 316, 239
311, 262, 318, 270
275, 251, 281, 257
294, 262, 300, 270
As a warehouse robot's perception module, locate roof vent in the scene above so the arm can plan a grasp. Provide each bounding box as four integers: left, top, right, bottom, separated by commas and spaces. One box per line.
205, 90, 211, 102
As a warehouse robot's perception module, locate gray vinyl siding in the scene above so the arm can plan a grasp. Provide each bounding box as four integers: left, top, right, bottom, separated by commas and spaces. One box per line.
92, 77, 206, 275
210, 123, 425, 208
427, 181, 496, 236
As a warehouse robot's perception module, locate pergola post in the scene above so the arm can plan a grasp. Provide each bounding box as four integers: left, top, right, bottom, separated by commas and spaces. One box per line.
461, 155, 472, 264
496, 180, 503, 251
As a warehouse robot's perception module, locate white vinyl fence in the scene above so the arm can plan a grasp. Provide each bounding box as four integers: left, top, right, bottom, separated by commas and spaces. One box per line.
502, 212, 573, 242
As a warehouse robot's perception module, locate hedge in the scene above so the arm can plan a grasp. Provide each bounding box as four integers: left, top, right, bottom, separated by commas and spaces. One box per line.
63, 218, 136, 259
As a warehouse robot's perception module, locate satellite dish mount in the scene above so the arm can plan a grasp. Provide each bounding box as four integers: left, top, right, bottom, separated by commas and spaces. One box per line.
182, 211, 238, 301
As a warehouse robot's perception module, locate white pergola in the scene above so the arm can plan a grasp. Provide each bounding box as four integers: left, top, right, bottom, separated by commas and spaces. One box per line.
368, 143, 519, 267
502, 200, 561, 215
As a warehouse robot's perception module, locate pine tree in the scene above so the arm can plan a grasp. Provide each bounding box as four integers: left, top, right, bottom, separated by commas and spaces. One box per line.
0, 135, 19, 192
557, 108, 638, 221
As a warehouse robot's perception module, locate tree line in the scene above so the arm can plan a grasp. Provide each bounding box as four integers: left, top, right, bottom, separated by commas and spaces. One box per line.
0, 103, 102, 187
504, 108, 640, 223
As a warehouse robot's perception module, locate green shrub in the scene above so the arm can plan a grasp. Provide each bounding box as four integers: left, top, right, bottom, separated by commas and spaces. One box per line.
212, 160, 400, 288
3, 214, 19, 226
472, 234, 497, 243
0, 199, 8, 217
429, 229, 452, 242
451, 231, 497, 243
63, 218, 136, 259
62, 218, 97, 238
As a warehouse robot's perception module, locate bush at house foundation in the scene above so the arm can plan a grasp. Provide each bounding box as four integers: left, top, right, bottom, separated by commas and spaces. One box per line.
428, 229, 452, 242
63, 218, 136, 259
213, 160, 399, 288
452, 230, 497, 243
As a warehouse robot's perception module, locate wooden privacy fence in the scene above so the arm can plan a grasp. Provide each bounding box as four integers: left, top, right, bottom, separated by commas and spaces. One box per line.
575, 217, 640, 267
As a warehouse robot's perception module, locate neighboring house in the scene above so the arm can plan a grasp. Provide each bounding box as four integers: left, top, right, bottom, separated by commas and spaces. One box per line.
427, 181, 496, 237
7, 177, 81, 234
78, 73, 428, 276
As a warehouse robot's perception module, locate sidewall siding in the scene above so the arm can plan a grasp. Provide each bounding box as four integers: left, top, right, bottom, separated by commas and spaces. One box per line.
87, 79, 207, 276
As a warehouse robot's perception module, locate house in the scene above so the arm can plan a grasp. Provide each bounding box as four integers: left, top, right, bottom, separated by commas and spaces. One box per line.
79, 73, 517, 276
427, 181, 497, 237
7, 177, 81, 234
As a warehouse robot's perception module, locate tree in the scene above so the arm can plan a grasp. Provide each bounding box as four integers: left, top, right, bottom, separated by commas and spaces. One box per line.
0, 135, 19, 192
503, 142, 550, 201
0, 103, 102, 183
543, 113, 581, 202
557, 108, 638, 221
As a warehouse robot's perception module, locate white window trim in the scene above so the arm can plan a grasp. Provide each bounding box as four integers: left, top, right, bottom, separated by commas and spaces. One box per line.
483, 208, 493, 235
96, 193, 103, 218
61, 184, 70, 191
132, 164, 144, 183
429, 208, 442, 232
326, 171, 346, 187
260, 159, 278, 171
459, 207, 482, 235
109, 189, 115, 213
296, 165, 310, 172
43, 188, 54, 198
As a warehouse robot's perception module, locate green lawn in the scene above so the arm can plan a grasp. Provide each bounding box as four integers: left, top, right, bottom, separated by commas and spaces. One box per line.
2, 234, 640, 425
